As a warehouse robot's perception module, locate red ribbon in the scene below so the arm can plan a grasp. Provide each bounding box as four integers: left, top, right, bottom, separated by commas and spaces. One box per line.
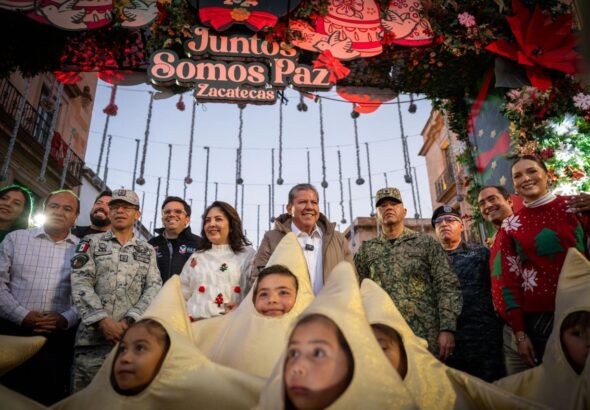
313, 50, 350, 84
199, 7, 278, 32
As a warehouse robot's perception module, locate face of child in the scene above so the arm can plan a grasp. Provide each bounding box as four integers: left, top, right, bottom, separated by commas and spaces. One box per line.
562, 323, 590, 373
372, 327, 406, 379
284, 320, 351, 410
113, 325, 166, 394
255, 274, 297, 317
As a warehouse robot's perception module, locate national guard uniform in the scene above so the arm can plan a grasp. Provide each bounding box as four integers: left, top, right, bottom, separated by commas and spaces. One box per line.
354, 188, 463, 355
70, 190, 162, 392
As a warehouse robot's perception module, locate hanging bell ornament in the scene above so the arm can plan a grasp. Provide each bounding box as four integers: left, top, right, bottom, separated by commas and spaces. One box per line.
356, 177, 365, 185
351, 110, 360, 119
236, 177, 244, 185
321, 180, 328, 188
276, 178, 284, 185
136, 177, 145, 186
340, 218, 347, 224
297, 102, 308, 112
184, 176, 193, 185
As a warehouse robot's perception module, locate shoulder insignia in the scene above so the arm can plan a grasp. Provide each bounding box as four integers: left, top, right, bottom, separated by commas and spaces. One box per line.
71, 253, 90, 269
76, 241, 90, 253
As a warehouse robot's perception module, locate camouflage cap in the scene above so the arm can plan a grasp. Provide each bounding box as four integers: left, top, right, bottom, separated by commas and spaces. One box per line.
431, 205, 462, 227
109, 189, 140, 207
375, 187, 402, 206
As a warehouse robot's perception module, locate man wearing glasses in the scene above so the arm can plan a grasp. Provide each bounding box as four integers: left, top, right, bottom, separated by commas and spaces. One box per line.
432, 205, 504, 381
70, 189, 162, 392
149, 196, 203, 283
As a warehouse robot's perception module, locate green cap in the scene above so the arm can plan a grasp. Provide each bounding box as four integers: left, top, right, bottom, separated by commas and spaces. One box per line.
375, 187, 402, 206
109, 189, 140, 207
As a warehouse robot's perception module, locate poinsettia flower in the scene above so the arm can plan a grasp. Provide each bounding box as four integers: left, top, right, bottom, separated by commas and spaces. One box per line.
485, 0, 581, 90
458, 12, 476, 28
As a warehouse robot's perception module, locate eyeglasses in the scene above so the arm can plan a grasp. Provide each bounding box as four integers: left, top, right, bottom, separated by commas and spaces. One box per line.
109, 204, 138, 212
163, 209, 186, 216
434, 216, 461, 225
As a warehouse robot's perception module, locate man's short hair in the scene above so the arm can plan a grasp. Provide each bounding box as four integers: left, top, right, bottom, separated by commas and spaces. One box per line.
252, 264, 299, 301
287, 184, 319, 205
95, 189, 112, 203
161, 196, 191, 217
44, 189, 80, 215
480, 185, 511, 200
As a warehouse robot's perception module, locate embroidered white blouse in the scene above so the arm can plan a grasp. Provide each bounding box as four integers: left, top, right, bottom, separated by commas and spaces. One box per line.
180, 244, 255, 319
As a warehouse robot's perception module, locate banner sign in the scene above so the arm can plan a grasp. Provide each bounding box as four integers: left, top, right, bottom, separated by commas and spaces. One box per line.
148, 26, 334, 104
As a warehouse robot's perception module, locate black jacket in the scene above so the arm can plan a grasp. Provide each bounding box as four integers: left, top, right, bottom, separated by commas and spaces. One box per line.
148, 226, 204, 283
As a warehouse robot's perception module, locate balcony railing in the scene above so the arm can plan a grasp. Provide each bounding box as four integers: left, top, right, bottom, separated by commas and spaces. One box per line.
0, 79, 83, 183
434, 165, 456, 202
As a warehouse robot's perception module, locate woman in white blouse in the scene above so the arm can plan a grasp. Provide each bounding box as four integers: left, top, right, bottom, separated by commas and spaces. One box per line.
180, 201, 255, 320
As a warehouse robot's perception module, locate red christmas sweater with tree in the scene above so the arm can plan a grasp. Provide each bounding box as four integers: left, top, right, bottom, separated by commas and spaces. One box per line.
496, 195, 589, 333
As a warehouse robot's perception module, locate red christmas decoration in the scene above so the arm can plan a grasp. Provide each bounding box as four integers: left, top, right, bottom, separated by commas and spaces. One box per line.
313, 50, 350, 83
485, 0, 581, 90
176, 94, 186, 111
215, 293, 224, 307
233, 286, 241, 293
198, 285, 206, 293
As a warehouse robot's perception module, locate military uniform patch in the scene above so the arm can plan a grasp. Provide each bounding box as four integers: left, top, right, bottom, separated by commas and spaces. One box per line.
71, 254, 90, 269
76, 241, 90, 253
120, 255, 128, 262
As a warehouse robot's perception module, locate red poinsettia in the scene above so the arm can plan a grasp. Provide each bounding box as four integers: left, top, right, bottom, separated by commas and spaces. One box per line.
485, 0, 580, 90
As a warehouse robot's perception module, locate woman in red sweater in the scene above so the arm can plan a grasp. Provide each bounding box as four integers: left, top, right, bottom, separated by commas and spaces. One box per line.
499, 155, 590, 371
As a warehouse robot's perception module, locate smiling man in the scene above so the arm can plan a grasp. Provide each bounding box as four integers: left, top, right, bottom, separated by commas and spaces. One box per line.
354, 187, 462, 360
72, 190, 112, 239
432, 205, 504, 381
148, 196, 203, 283
250, 183, 354, 295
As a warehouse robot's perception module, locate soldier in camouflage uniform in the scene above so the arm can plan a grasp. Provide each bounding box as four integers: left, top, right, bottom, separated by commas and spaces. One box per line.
432, 205, 504, 381
354, 188, 462, 359
70, 189, 162, 392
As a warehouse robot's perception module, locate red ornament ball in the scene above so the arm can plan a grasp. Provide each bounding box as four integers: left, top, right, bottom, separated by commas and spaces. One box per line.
234, 286, 241, 293
198, 285, 206, 293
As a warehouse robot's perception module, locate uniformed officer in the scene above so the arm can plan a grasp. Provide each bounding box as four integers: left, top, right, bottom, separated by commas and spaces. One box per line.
354, 187, 462, 359
432, 205, 505, 381
70, 189, 162, 392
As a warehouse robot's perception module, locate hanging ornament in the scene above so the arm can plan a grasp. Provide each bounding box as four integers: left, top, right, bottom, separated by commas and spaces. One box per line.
383, 172, 389, 187
397, 97, 413, 184
165, 144, 172, 198
136, 92, 155, 186
0, 79, 30, 181
154, 177, 161, 232
348, 178, 355, 248
408, 94, 417, 114
306, 148, 311, 184
352, 109, 364, 185
337, 150, 346, 225
337, 86, 398, 115
185, 100, 197, 185
214, 182, 219, 201
103, 134, 112, 185
38, 82, 64, 183
59, 128, 76, 189
132, 139, 140, 191
103, 85, 118, 116
351, 110, 360, 119
365, 142, 375, 216
268, 184, 273, 226
318, 99, 328, 189
176, 94, 186, 111
297, 93, 308, 112
203, 146, 210, 212
236, 107, 244, 185
277, 102, 284, 185
234, 149, 240, 209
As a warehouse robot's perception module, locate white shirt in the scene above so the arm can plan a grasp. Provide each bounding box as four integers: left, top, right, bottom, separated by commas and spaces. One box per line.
291, 222, 323, 295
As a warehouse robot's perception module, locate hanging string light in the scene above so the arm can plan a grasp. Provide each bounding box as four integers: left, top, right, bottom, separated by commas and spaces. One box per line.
0, 79, 30, 181
183, 182, 187, 201
60, 128, 76, 189
235, 148, 239, 209
136, 92, 155, 186
236, 106, 244, 185
166, 144, 172, 198
306, 148, 311, 184
185, 100, 197, 185
268, 184, 272, 228
383, 172, 389, 187
97, 85, 118, 176
348, 178, 355, 248
203, 146, 210, 211
270, 148, 275, 222
397, 96, 413, 184
337, 150, 346, 224
297, 92, 308, 112
38, 82, 64, 182
365, 142, 375, 216
257, 204, 260, 246
132, 138, 140, 191
352, 107, 364, 185
214, 182, 218, 201
318, 99, 328, 211
103, 134, 112, 186
408, 93, 417, 114
154, 177, 161, 232
240, 183, 245, 220
277, 102, 284, 185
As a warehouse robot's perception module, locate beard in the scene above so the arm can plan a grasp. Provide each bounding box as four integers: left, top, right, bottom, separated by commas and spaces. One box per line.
90, 213, 111, 227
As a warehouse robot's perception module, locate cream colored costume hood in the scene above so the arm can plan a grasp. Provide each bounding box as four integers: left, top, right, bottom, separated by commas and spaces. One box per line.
258, 261, 417, 409
0, 335, 48, 409
496, 248, 590, 409
361, 279, 546, 410
52, 275, 264, 410
192, 233, 314, 377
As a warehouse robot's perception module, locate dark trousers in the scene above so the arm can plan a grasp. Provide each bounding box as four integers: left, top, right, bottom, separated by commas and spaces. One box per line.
0, 318, 77, 406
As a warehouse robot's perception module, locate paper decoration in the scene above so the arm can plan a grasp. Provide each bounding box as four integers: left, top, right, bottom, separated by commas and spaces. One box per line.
117, 0, 157, 28
27, 0, 113, 31
381, 0, 433, 46
336, 86, 397, 114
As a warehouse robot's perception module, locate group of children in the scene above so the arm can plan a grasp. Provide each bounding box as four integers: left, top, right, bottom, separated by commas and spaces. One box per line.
2, 233, 589, 409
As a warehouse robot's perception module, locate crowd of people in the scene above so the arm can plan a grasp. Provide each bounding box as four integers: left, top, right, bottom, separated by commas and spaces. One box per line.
0, 155, 589, 409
